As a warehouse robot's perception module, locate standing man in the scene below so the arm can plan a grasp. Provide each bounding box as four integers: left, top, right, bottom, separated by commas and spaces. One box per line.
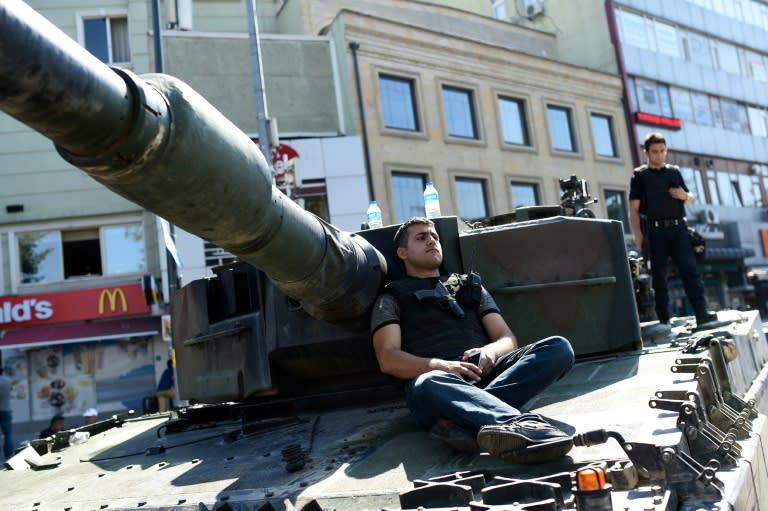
0, 367, 13, 460
156, 359, 176, 413
629, 132, 717, 328
370, 217, 575, 463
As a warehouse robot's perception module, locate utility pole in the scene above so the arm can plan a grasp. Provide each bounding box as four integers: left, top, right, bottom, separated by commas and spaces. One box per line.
152, 0, 180, 298
245, 0, 272, 170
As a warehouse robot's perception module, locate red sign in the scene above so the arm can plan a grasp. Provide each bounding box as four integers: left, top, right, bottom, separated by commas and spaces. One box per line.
271, 143, 300, 180
635, 112, 682, 130
271, 143, 299, 165
0, 283, 150, 330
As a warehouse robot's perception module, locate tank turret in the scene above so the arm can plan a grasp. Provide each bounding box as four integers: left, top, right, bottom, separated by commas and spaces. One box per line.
0, 0, 386, 327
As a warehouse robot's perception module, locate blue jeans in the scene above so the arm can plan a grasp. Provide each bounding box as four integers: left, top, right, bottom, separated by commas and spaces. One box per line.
648, 224, 707, 321
0, 410, 12, 459
405, 336, 574, 433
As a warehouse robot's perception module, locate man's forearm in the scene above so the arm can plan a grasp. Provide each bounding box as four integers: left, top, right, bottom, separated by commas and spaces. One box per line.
378, 348, 445, 380
484, 336, 517, 360
629, 209, 643, 246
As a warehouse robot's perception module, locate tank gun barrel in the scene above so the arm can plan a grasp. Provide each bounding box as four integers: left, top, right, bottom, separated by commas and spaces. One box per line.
0, 0, 386, 325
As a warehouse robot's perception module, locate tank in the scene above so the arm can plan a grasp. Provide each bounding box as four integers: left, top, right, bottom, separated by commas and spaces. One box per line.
1, 2, 767, 510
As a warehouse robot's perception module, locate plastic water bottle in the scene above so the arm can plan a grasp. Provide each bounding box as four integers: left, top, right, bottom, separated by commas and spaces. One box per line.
69, 431, 90, 445
423, 181, 441, 219
366, 200, 383, 229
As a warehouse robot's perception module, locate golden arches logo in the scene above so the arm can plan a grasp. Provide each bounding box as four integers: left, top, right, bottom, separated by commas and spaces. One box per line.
98, 288, 128, 314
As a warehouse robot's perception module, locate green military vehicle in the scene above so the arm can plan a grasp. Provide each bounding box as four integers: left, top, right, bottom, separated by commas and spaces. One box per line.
0, 2, 766, 509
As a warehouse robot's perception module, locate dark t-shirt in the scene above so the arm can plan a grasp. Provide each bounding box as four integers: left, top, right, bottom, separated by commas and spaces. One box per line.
157, 368, 174, 391
39, 427, 55, 439
370, 282, 500, 361
629, 164, 689, 220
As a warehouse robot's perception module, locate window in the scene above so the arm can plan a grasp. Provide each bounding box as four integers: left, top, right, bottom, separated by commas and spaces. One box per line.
691, 92, 712, 125
455, 178, 488, 220
546, 105, 576, 152
744, 50, 767, 81
658, 84, 673, 117
738, 174, 758, 206
680, 167, 706, 204
102, 225, 146, 274
498, 96, 529, 145
17, 223, 145, 284
635, 79, 672, 116
392, 172, 427, 222
748, 106, 768, 137
706, 171, 721, 205
510, 181, 539, 208
18, 231, 63, 284
626, 77, 639, 110
653, 21, 680, 57
604, 190, 630, 233
710, 96, 723, 128
617, 10, 650, 49
63, 228, 102, 278
714, 41, 741, 74
82, 15, 130, 64
590, 114, 617, 157
492, 0, 507, 20
716, 171, 742, 206
720, 99, 750, 132
670, 87, 694, 122
442, 86, 478, 139
683, 32, 713, 66
379, 75, 419, 131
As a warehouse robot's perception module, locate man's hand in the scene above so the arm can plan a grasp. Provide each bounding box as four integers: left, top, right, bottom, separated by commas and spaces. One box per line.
463, 348, 496, 376
669, 186, 691, 203
438, 358, 483, 383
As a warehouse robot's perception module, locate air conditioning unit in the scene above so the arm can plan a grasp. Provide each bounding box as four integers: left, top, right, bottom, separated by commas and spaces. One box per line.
523, 0, 545, 18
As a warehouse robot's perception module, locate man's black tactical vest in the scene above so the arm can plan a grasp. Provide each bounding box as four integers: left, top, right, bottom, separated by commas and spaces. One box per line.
633, 164, 687, 220
386, 273, 488, 361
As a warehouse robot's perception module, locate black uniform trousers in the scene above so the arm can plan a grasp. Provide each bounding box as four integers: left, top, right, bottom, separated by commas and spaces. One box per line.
647, 223, 707, 322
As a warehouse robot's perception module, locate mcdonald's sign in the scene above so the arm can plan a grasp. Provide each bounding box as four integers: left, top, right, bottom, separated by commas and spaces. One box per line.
0, 282, 151, 329
98, 288, 129, 315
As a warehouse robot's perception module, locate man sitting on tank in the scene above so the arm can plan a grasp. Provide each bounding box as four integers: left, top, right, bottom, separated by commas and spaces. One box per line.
370, 217, 575, 462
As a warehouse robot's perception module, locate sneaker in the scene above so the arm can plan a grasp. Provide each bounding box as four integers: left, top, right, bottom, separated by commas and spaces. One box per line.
429, 418, 479, 453
476, 413, 573, 463
696, 312, 718, 328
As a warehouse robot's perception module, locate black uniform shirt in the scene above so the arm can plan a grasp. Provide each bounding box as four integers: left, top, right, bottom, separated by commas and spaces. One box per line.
629, 164, 688, 220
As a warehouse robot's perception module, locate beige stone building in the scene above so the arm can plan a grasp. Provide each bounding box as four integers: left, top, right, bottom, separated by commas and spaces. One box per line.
330, 4, 631, 226
267, 0, 633, 228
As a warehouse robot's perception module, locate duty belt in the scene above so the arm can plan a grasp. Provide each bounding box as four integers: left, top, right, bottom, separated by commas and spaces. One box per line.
651, 217, 686, 228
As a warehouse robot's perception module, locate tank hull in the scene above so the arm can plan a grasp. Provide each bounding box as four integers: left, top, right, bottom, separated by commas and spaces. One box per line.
1, 311, 766, 510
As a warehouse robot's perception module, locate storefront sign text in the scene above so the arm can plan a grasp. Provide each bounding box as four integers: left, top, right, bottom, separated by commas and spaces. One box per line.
0, 283, 150, 329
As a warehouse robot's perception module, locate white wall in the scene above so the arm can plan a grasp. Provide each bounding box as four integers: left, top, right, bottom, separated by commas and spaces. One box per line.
290, 135, 369, 232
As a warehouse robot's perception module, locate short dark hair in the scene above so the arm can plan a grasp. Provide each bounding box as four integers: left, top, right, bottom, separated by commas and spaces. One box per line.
393, 217, 434, 248
643, 132, 666, 151
51, 414, 64, 425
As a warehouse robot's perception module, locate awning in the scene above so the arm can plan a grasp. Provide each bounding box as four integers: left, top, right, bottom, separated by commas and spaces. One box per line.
0, 315, 161, 350
705, 247, 756, 261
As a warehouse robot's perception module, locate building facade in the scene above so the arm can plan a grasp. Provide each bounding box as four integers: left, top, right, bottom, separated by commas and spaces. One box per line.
508, 0, 768, 308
